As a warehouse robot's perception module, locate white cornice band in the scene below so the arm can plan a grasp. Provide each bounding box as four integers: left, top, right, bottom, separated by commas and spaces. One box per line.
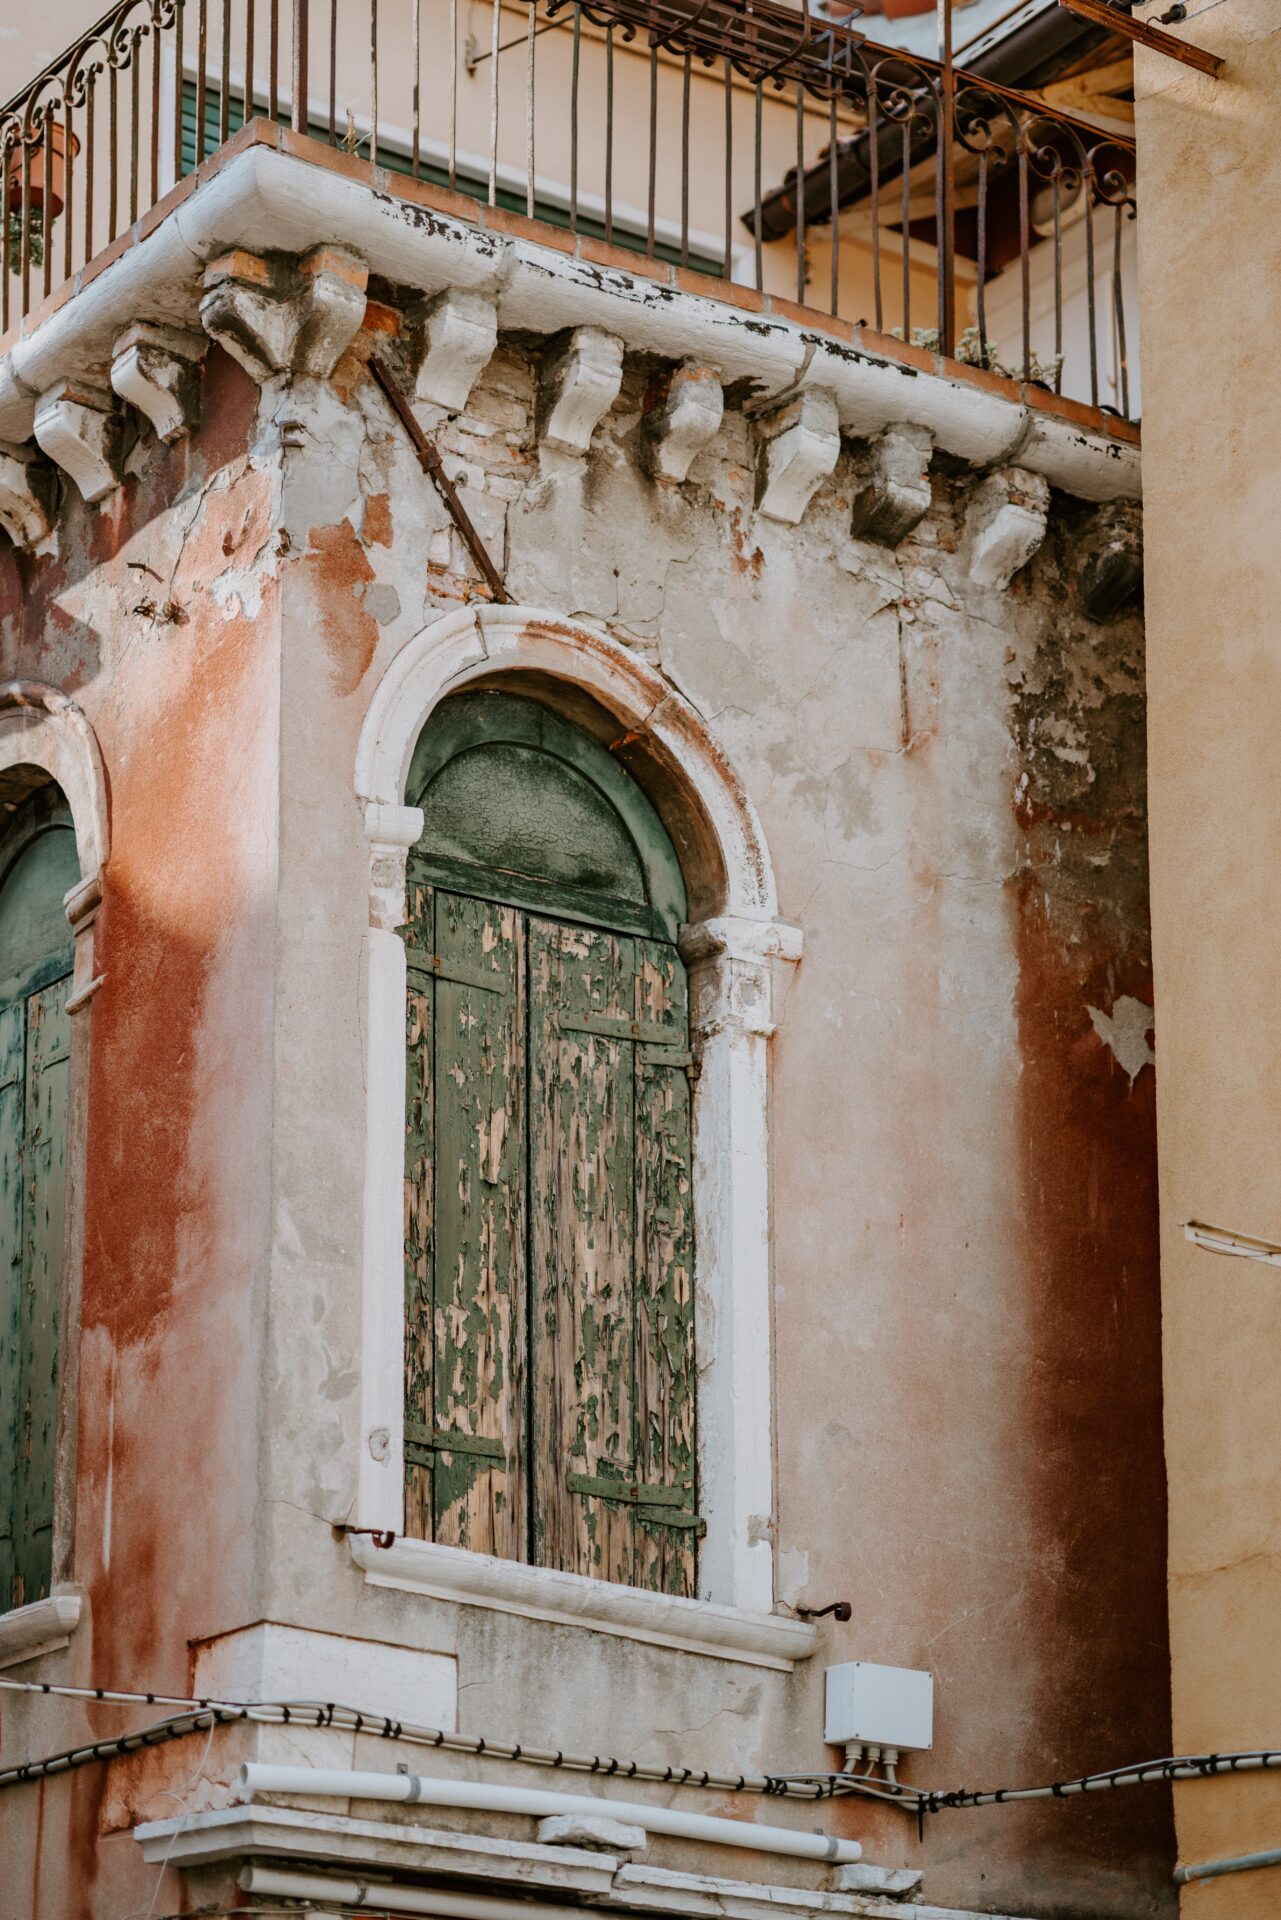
0, 146, 1138, 504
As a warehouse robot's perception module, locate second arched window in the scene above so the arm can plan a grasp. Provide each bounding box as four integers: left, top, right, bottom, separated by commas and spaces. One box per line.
403, 690, 699, 1595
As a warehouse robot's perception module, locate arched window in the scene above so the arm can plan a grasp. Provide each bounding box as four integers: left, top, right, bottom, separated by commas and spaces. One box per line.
402, 690, 698, 1594
0, 786, 78, 1614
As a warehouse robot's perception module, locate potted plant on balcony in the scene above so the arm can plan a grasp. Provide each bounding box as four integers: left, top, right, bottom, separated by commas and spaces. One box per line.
6, 120, 78, 273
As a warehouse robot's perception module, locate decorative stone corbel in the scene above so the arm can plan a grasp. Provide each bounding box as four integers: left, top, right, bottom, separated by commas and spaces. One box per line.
110, 322, 207, 443
680, 913, 804, 1042
755, 388, 841, 525
539, 327, 624, 456
848, 423, 933, 546
415, 288, 499, 412
200, 244, 369, 385
963, 465, 1050, 589
0, 441, 59, 549
1077, 500, 1142, 618
365, 801, 425, 932
63, 872, 105, 1015
33, 380, 124, 504
644, 362, 724, 482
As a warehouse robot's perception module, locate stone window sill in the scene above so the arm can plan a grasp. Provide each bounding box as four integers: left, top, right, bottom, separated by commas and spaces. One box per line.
349, 1536, 816, 1671
0, 1590, 83, 1670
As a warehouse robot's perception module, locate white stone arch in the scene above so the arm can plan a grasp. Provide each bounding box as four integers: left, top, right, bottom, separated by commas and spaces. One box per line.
0, 681, 109, 1009
352, 605, 808, 1656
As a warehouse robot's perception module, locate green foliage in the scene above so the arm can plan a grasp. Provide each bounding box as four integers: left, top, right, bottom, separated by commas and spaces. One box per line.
891, 323, 1065, 388
6, 207, 44, 273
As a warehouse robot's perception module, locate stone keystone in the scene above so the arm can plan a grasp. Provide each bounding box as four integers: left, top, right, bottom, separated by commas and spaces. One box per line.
33, 380, 124, 504
964, 465, 1051, 589
110, 322, 208, 443
0, 441, 59, 549
755, 388, 841, 525
200, 244, 369, 385
416, 288, 499, 412
1077, 500, 1142, 618
539, 328, 625, 456
645, 362, 724, 482
848, 423, 934, 547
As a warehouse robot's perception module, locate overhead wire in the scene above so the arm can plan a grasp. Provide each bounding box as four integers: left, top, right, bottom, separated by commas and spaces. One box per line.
0, 1678, 833, 1801
4, 1675, 1278, 1829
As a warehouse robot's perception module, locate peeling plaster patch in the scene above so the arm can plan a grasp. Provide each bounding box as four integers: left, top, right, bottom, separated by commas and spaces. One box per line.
776, 1546, 810, 1608
211, 567, 266, 622
358, 581, 402, 627
1088, 995, 1155, 1085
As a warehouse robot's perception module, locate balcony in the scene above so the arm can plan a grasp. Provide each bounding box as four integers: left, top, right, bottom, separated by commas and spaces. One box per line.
3, 0, 1138, 427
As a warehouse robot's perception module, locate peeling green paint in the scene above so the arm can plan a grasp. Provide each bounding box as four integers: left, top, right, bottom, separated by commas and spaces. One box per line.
0, 822, 76, 1615
402, 697, 696, 1592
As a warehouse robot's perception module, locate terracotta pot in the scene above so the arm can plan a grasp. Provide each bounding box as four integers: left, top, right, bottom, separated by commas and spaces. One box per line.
882, 0, 936, 17
6, 122, 80, 218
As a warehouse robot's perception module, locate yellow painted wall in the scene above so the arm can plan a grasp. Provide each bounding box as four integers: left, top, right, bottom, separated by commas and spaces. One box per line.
1136, 1, 1281, 1910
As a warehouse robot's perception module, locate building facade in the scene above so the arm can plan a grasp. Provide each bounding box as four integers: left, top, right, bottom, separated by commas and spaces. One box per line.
0, 4, 1179, 1916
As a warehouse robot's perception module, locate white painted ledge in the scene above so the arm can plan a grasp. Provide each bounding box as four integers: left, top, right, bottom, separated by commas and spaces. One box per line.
135, 1806, 1037, 1920
0, 1590, 83, 1670
0, 144, 1138, 503
349, 1536, 816, 1671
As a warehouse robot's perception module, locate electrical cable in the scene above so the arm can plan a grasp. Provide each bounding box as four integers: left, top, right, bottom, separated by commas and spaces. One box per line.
5, 1675, 1278, 1828
0, 1678, 832, 1802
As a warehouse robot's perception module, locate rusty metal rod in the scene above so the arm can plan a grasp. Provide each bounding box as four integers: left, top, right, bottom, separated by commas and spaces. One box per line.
1055, 0, 1222, 78
369, 358, 511, 605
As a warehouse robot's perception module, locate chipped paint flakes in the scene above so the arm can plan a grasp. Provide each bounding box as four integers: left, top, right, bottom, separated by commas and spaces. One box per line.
1088, 995, 1155, 1086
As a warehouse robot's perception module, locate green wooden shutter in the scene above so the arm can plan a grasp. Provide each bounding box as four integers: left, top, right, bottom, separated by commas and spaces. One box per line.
404, 880, 528, 1559
0, 999, 24, 1608
528, 917, 639, 1584
527, 916, 698, 1593
402, 690, 697, 1592
0, 974, 69, 1613
632, 940, 697, 1598
16, 977, 69, 1604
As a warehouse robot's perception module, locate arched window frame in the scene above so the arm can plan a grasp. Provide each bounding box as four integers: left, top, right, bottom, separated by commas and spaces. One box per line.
0, 683, 109, 1667
352, 609, 812, 1670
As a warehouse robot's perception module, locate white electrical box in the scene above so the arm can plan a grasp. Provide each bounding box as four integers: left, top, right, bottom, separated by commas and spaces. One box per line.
824, 1661, 934, 1752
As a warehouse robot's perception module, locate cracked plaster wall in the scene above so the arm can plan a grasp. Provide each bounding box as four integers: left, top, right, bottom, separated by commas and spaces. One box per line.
0, 318, 1166, 1920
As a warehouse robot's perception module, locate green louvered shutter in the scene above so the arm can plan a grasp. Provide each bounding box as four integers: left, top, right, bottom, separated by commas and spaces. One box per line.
15, 977, 69, 1605
404, 879, 528, 1560
0, 998, 25, 1608
0, 818, 75, 1614
403, 692, 698, 1593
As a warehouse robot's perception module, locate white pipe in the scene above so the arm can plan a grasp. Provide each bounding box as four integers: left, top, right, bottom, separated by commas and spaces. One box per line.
238, 1763, 862, 1864
243, 1863, 595, 1915
1176, 1846, 1281, 1885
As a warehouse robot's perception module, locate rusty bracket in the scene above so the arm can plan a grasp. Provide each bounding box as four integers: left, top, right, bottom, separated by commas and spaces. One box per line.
1055, 0, 1223, 77
369, 356, 512, 603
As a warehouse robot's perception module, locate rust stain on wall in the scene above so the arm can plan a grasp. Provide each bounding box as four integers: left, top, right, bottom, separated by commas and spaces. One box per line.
307, 519, 380, 695
1008, 532, 1175, 1910
361, 492, 394, 548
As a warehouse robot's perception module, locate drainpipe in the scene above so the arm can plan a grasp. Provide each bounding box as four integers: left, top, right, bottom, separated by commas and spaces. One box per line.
238, 1764, 862, 1865
1176, 1847, 1281, 1885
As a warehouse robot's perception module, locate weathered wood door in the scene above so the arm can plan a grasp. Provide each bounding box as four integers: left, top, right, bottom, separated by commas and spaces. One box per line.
403, 693, 698, 1594
0, 818, 77, 1614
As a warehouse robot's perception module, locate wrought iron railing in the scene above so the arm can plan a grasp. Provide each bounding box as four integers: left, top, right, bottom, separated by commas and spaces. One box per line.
2, 0, 1139, 417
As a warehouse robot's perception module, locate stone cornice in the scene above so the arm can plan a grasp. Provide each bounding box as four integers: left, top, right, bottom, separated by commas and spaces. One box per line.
0, 135, 1138, 509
